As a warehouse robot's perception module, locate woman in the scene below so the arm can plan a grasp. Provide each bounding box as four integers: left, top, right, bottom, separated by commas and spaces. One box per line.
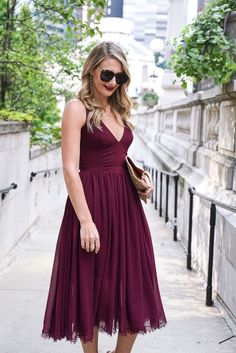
42, 41, 167, 353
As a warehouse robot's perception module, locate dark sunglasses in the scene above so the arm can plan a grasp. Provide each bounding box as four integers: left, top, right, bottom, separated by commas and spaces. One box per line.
97, 66, 129, 85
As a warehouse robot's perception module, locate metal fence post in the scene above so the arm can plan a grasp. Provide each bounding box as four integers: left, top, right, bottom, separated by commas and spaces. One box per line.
206, 203, 216, 306
165, 174, 169, 223
151, 168, 154, 204
159, 172, 163, 217
173, 175, 179, 241
187, 187, 194, 270
155, 170, 158, 210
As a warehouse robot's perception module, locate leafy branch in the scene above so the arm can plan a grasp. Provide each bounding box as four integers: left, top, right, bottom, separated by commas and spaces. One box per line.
168, 0, 236, 89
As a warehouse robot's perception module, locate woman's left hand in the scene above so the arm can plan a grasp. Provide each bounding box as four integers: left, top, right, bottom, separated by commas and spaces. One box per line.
137, 174, 153, 201
138, 186, 153, 201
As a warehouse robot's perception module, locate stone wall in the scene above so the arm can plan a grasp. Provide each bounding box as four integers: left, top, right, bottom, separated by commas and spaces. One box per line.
0, 121, 67, 267
133, 80, 236, 319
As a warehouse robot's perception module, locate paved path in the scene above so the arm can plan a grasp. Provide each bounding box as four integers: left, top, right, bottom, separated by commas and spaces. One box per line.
0, 202, 235, 353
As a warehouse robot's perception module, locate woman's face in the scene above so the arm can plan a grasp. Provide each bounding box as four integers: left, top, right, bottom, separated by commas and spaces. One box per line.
92, 57, 123, 98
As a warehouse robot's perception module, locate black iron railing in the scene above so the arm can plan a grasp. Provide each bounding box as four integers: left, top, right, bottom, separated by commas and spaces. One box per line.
142, 162, 179, 241
30, 167, 61, 182
0, 183, 17, 200
187, 186, 236, 306
142, 160, 236, 309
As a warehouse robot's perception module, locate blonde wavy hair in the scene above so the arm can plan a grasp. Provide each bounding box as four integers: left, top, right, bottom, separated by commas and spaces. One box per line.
77, 41, 134, 132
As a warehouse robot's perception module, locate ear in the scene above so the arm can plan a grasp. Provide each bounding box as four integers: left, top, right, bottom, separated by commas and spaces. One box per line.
91, 67, 97, 76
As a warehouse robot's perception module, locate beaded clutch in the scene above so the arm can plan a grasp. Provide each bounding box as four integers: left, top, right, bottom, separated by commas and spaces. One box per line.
125, 156, 153, 203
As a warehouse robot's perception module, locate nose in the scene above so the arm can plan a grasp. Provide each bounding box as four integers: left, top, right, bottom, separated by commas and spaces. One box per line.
109, 76, 116, 85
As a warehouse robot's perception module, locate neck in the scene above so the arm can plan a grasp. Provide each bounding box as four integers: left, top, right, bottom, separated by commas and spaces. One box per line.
93, 91, 109, 110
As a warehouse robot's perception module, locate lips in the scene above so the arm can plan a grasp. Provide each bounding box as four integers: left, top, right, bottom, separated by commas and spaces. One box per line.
103, 84, 116, 92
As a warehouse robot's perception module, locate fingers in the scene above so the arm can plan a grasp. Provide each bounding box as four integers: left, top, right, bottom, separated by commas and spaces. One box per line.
94, 238, 100, 254
85, 240, 90, 253
90, 242, 95, 252
81, 239, 85, 250
138, 187, 153, 201
83, 238, 96, 253
138, 187, 153, 197
89, 239, 100, 253
88, 237, 100, 253
80, 225, 100, 254
143, 175, 152, 187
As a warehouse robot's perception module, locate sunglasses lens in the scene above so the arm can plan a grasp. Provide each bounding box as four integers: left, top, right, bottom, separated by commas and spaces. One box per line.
116, 72, 129, 84
100, 70, 114, 82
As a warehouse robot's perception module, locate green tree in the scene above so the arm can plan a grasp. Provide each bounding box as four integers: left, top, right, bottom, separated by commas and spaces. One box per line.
0, 0, 106, 145
2, 5, 55, 116
0, 0, 106, 110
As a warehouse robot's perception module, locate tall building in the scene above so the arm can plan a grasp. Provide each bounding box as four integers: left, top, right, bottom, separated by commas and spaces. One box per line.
155, 0, 169, 41
105, 0, 169, 47
122, 0, 169, 46
106, 0, 124, 17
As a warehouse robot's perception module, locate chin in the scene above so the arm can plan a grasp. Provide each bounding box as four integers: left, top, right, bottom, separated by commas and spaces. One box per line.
106, 91, 116, 97
101, 88, 117, 97
94, 83, 118, 99
104, 89, 116, 97
102, 86, 117, 97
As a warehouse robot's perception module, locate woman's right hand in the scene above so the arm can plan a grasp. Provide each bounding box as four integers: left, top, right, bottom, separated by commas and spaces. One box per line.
80, 220, 100, 254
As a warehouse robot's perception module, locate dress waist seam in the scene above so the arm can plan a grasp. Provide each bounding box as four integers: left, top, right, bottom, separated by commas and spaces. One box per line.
79, 166, 126, 172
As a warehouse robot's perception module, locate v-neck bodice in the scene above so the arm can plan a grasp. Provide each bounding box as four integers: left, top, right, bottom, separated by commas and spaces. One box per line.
101, 121, 125, 143
79, 119, 133, 171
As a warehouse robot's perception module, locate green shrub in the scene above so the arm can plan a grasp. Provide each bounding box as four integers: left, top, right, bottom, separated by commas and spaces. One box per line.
141, 91, 159, 107
168, 0, 236, 89
0, 109, 33, 122
0, 109, 61, 146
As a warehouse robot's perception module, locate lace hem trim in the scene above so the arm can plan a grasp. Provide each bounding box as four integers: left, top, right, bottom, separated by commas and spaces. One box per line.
41, 318, 167, 344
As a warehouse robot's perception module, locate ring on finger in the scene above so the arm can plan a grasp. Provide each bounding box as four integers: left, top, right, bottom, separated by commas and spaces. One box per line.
85, 241, 90, 252
90, 243, 95, 251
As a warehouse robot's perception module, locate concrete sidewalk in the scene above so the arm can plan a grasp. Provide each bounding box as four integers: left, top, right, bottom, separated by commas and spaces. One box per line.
0, 202, 236, 353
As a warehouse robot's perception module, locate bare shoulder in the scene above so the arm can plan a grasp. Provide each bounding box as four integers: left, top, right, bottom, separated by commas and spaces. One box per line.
62, 98, 86, 127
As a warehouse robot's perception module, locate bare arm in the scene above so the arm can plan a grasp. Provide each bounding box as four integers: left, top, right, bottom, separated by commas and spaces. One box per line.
61, 99, 100, 253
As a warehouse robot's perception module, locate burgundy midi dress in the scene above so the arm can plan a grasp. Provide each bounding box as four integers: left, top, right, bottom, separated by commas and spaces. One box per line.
41, 114, 167, 343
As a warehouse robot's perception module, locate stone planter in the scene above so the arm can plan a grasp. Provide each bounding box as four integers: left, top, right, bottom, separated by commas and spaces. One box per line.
195, 78, 215, 92
196, 10, 236, 92
225, 10, 236, 40
226, 10, 236, 78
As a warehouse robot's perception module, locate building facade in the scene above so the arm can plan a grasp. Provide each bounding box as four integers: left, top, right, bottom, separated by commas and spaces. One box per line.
106, 0, 124, 17
123, 0, 169, 46
105, 0, 169, 47
197, 0, 209, 12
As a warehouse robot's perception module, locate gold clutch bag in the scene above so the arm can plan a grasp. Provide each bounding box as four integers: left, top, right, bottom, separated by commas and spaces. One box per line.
125, 156, 153, 203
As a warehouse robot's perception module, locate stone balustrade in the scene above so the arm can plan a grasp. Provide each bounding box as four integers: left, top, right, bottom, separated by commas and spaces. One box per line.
133, 80, 236, 320
0, 120, 66, 268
